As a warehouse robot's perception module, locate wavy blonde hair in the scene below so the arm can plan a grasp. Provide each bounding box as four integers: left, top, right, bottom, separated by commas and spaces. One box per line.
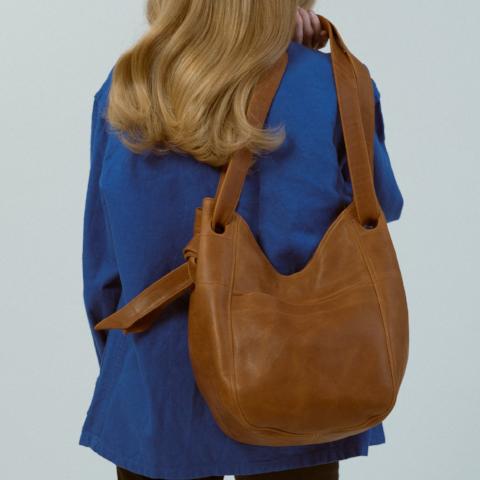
107, 0, 314, 167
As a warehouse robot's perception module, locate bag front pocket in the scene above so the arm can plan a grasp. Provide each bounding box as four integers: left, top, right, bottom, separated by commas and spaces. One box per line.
230, 284, 395, 436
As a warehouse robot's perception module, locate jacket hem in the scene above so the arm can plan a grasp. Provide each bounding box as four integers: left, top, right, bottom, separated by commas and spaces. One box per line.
79, 429, 385, 480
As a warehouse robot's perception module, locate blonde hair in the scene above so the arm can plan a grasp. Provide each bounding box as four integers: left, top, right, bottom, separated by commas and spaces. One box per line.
107, 1, 316, 167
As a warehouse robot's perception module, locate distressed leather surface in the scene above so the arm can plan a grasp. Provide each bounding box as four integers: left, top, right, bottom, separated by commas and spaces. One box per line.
95, 15, 409, 447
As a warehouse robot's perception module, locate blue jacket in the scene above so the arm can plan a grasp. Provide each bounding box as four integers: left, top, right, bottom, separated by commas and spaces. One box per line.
79, 40, 404, 479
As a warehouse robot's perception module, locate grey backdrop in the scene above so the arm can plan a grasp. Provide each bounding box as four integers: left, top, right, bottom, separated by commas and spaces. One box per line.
1, 0, 479, 478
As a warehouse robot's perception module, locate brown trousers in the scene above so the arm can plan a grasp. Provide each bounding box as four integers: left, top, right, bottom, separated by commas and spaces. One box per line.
116, 462, 339, 480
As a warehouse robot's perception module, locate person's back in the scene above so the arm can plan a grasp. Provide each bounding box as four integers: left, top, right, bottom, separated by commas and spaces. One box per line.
80, 3, 403, 479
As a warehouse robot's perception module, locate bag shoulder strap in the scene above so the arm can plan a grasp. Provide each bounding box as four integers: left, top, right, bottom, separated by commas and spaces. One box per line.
211, 52, 289, 231
322, 16, 380, 226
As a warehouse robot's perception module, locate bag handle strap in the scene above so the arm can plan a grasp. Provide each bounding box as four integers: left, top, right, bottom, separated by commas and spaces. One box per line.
211, 52, 289, 231
212, 15, 380, 230
321, 16, 380, 226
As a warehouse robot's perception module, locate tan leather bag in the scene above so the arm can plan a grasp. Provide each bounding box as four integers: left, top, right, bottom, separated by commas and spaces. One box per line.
95, 16, 409, 447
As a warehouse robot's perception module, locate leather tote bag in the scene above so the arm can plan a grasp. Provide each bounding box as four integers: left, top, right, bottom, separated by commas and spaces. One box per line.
95, 16, 409, 447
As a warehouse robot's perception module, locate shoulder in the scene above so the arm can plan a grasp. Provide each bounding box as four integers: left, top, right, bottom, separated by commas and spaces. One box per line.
287, 41, 333, 72
90, 66, 120, 154
93, 66, 115, 111
283, 42, 338, 107
90, 66, 117, 146
288, 41, 382, 97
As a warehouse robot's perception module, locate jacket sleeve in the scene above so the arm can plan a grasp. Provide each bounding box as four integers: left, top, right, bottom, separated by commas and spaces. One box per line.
82, 92, 122, 366
336, 78, 404, 222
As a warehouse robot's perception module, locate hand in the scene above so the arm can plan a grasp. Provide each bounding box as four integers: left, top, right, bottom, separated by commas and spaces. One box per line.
293, 7, 324, 49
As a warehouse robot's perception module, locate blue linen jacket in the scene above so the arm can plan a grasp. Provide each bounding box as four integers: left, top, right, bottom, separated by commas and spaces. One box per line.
79, 40, 404, 479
